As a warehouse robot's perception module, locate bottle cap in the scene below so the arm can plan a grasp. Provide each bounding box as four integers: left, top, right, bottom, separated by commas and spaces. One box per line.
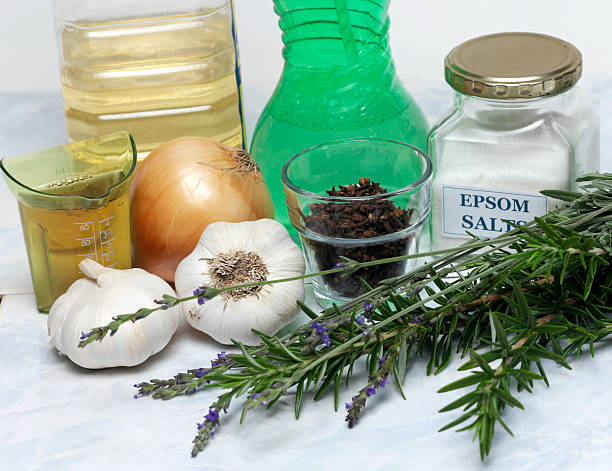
444, 32, 582, 99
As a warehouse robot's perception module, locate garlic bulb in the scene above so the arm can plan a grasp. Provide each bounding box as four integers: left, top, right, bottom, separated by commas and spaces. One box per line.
47, 259, 181, 369
174, 219, 306, 345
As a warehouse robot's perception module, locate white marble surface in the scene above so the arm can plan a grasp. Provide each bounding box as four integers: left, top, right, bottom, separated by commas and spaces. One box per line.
2, 292, 612, 471
1, 85, 612, 470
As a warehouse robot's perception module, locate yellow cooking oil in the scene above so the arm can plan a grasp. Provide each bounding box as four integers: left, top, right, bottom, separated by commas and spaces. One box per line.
18, 174, 131, 312
59, 8, 245, 157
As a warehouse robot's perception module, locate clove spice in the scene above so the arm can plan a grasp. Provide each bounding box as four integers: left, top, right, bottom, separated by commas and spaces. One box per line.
303, 178, 414, 297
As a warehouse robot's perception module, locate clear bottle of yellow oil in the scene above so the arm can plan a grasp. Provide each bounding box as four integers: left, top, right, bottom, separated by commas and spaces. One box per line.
55, 1, 245, 156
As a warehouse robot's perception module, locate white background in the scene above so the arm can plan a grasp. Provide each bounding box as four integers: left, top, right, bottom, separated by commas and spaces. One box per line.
1, 0, 612, 167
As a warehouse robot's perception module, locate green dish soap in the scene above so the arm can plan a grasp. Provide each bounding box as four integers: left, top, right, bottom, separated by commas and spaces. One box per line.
251, 0, 428, 236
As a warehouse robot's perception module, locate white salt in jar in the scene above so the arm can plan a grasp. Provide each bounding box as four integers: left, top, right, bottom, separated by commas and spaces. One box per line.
428, 32, 599, 250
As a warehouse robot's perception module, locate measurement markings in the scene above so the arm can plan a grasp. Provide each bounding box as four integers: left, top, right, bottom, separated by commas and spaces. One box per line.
100, 237, 116, 246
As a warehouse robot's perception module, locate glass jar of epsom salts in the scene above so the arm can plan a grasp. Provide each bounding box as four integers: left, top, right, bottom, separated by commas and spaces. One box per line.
428, 32, 599, 250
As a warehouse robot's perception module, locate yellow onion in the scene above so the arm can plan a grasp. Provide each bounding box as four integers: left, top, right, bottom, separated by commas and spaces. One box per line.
130, 137, 274, 282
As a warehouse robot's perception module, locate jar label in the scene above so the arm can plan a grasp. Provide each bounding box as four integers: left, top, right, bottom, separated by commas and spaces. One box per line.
442, 185, 548, 238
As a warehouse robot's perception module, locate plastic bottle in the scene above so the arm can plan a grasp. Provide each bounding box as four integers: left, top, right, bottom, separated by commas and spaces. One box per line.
251, 0, 428, 234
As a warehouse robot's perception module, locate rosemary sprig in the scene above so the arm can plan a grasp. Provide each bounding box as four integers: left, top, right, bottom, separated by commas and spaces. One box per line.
93, 173, 612, 460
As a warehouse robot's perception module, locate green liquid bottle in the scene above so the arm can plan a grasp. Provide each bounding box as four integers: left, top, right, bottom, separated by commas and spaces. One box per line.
251, 0, 428, 235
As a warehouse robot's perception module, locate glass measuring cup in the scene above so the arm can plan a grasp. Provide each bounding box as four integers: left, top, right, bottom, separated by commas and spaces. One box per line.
1, 132, 136, 312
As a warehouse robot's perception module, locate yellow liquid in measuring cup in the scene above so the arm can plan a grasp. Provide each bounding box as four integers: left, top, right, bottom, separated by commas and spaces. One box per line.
18, 191, 131, 313
59, 9, 244, 156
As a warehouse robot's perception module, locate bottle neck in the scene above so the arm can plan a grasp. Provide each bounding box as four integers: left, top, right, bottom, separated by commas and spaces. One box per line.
275, 0, 392, 69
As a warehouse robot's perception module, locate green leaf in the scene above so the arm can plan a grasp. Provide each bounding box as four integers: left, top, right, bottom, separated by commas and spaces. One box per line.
297, 301, 319, 320
435, 337, 454, 375
531, 344, 571, 369
438, 411, 477, 432
438, 372, 486, 393
491, 313, 524, 331
397, 339, 408, 385
314, 358, 346, 402
313, 360, 328, 391
274, 336, 303, 362
534, 324, 567, 334
392, 363, 407, 400
512, 283, 533, 327
294, 379, 304, 419
534, 359, 550, 387
469, 349, 494, 377
438, 391, 480, 413
492, 387, 524, 409
333, 368, 342, 412
480, 414, 492, 460
507, 222, 550, 246
458, 349, 502, 371
490, 394, 514, 436
533, 217, 563, 243
240, 405, 249, 424
584, 256, 597, 299
540, 189, 582, 201
427, 319, 442, 376
490, 312, 510, 350
505, 368, 544, 380
232, 341, 266, 370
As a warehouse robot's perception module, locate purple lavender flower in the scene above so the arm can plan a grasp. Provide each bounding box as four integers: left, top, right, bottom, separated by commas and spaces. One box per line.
378, 354, 389, 367
205, 409, 220, 423
321, 332, 331, 348
197, 421, 205, 430
355, 315, 365, 325
211, 351, 230, 367
332, 261, 349, 270
345, 394, 367, 428
364, 303, 372, 312
194, 368, 207, 378
365, 386, 376, 397
251, 393, 262, 399
311, 321, 326, 334
380, 376, 388, 389
80, 331, 90, 340
133, 394, 139, 399
193, 287, 210, 305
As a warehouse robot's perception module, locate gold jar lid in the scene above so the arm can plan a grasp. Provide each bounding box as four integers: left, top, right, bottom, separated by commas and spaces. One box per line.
444, 32, 582, 99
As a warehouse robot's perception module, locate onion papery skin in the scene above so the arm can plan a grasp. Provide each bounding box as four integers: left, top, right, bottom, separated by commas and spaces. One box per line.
130, 137, 274, 282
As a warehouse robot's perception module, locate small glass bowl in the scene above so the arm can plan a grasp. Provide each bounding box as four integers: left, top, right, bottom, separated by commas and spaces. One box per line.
281, 138, 433, 307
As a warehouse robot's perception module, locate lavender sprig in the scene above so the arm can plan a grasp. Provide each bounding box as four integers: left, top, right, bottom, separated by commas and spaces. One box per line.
77, 262, 361, 348
191, 395, 231, 456
345, 352, 394, 428
77, 288, 219, 347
